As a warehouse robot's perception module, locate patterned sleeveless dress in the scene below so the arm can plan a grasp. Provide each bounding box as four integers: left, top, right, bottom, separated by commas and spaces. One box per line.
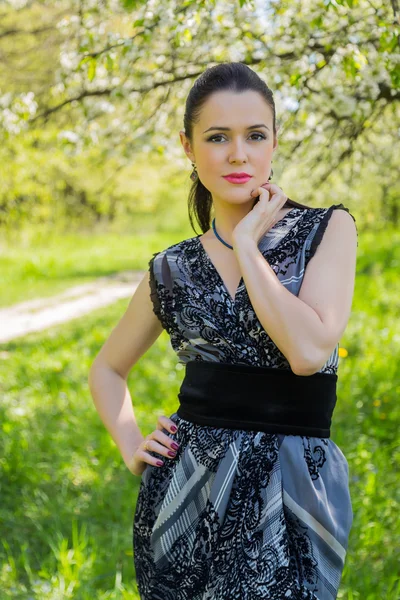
133, 203, 357, 600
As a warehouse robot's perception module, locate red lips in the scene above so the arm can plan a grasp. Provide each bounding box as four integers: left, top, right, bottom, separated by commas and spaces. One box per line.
223, 172, 251, 177
223, 174, 252, 184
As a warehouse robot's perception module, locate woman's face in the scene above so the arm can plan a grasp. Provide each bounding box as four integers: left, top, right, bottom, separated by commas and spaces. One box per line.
180, 89, 278, 206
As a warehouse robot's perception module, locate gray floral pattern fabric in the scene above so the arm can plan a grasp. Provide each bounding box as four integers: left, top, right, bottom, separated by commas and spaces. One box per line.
147, 204, 357, 372
133, 204, 357, 599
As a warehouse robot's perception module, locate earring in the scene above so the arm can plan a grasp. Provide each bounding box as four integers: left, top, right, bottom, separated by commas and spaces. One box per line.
190, 162, 198, 182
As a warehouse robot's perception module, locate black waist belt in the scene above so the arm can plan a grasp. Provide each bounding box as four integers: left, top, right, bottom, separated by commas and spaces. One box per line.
177, 360, 338, 438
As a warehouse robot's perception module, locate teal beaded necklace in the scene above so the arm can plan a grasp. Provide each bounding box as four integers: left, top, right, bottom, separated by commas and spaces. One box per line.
211, 218, 233, 250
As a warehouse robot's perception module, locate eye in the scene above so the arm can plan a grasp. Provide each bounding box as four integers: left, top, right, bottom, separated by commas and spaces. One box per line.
207, 133, 267, 143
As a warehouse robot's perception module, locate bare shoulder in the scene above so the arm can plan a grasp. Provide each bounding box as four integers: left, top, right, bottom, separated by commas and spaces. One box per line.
328, 205, 357, 226
320, 206, 358, 249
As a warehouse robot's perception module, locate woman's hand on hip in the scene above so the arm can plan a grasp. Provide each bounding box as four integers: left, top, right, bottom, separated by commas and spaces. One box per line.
126, 415, 180, 476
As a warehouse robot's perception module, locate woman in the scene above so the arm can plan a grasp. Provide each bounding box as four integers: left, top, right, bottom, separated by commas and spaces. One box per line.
88, 62, 358, 599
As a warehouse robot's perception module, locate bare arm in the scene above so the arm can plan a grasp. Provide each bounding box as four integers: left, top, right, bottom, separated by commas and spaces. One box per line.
233, 209, 358, 375
88, 269, 164, 467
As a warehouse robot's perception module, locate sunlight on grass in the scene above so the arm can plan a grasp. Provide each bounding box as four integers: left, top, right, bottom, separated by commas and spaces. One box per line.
0, 226, 399, 597
0, 297, 177, 598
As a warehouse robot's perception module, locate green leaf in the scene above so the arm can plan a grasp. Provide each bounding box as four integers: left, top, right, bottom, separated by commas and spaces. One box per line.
106, 55, 114, 71
334, 0, 358, 6
380, 31, 400, 52
77, 56, 92, 69
389, 65, 400, 89
310, 16, 323, 28
87, 58, 97, 83
120, 0, 147, 11
290, 72, 302, 88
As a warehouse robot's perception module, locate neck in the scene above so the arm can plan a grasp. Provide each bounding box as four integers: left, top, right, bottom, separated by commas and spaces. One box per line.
212, 201, 255, 246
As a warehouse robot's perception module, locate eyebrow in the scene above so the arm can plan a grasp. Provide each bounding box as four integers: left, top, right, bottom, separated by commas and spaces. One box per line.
203, 124, 270, 133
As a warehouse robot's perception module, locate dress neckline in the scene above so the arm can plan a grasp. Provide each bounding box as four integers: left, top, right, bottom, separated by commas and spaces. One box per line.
195, 207, 303, 304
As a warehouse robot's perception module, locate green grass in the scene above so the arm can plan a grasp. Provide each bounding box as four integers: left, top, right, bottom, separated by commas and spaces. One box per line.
0, 226, 192, 308
0, 225, 399, 598
0, 298, 182, 599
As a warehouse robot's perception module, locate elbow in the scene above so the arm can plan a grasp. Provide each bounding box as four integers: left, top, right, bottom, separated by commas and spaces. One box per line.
88, 360, 105, 401
88, 358, 125, 387
88, 357, 101, 387
88, 362, 96, 390
290, 348, 326, 377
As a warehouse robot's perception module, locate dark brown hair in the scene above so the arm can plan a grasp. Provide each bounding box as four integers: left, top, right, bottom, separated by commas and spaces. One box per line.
183, 62, 309, 234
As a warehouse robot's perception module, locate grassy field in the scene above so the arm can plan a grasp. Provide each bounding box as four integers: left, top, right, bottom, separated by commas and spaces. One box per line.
0, 228, 187, 309
0, 224, 399, 598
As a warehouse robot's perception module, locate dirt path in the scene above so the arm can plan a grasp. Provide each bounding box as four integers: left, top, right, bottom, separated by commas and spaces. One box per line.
0, 270, 144, 343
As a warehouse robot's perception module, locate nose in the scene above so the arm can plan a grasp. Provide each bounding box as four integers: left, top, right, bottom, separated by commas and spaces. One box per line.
229, 138, 248, 163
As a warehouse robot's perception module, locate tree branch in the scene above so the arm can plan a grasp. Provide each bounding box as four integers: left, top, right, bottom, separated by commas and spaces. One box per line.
29, 70, 204, 123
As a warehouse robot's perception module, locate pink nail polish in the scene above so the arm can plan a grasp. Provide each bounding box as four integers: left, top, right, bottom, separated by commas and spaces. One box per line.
157, 460, 163, 466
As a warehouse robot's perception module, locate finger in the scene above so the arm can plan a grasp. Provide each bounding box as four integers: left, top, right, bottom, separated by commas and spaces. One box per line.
251, 188, 279, 208
250, 186, 270, 198
259, 187, 286, 208
142, 453, 165, 467
138, 439, 165, 467
156, 415, 179, 434
262, 182, 282, 194
152, 429, 180, 452
143, 438, 178, 460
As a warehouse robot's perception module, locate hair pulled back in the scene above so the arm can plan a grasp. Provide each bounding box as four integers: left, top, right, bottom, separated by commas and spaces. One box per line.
183, 62, 308, 234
